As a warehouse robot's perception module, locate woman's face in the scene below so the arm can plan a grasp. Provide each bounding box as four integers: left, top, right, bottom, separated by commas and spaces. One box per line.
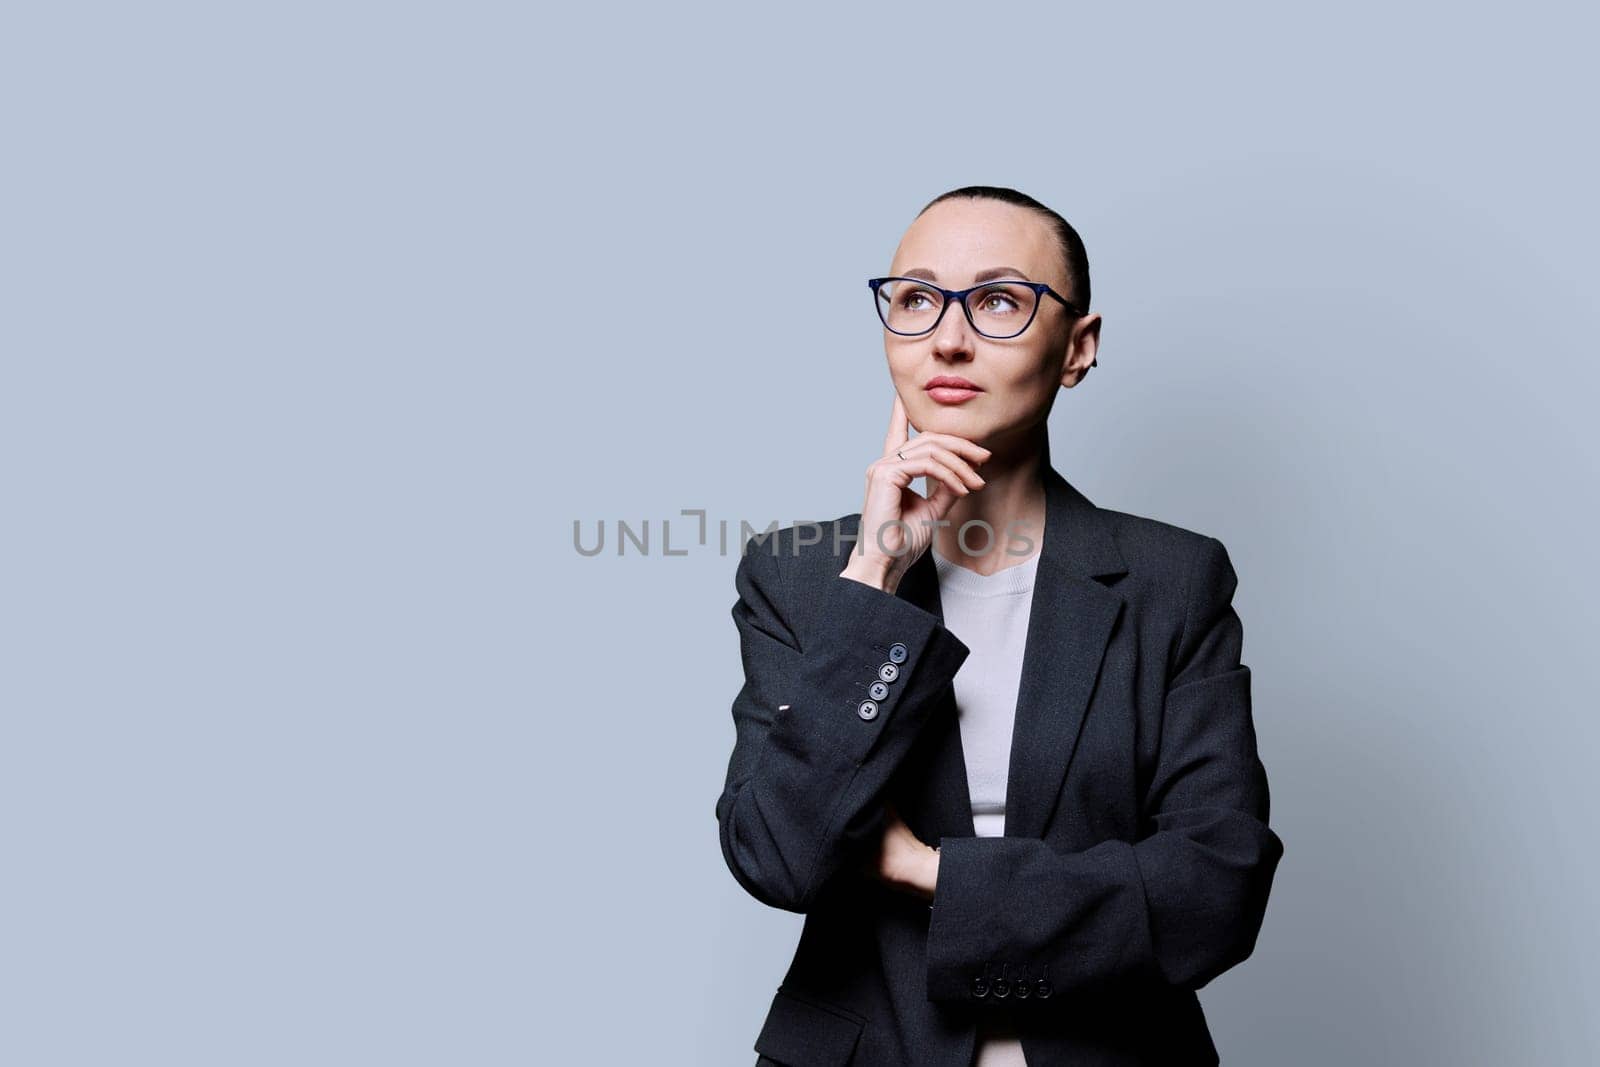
883, 198, 1099, 456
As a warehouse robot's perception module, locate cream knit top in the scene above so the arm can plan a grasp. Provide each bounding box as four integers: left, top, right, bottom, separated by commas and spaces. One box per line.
930, 543, 1042, 1067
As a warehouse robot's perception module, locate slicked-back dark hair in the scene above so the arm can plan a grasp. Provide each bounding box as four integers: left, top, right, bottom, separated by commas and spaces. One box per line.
917, 185, 1091, 313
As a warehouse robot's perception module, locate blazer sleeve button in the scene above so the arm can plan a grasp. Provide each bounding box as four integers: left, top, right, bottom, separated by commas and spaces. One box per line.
1034, 978, 1052, 998
888, 642, 908, 664
971, 976, 989, 998
877, 662, 900, 684
869, 680, 890, 701
857, 700, 879, 721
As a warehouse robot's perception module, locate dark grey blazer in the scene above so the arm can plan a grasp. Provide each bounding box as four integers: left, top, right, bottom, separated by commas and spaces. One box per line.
716, 464, 1283, 1067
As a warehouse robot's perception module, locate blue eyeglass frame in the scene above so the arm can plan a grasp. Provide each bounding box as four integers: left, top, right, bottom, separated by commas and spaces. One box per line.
867, 275, 1085, 341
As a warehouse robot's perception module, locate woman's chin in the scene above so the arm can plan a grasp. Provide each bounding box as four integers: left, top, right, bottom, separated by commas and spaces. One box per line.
916, 407, 986, 439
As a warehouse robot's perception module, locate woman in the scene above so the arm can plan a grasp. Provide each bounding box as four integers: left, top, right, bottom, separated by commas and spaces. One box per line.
716, 186, 1283, 1067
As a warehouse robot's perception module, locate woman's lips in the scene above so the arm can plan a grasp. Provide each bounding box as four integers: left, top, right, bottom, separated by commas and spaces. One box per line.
925, 377, 983, 404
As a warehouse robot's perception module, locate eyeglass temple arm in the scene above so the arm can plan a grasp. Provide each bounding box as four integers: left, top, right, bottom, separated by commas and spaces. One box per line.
1040, 286, 1097, 367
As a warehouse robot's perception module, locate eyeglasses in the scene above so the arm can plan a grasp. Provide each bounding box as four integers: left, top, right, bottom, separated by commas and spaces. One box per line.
867, 276, 1083, 340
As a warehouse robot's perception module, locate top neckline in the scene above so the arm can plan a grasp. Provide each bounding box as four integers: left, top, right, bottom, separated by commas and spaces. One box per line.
930, 544, 1042, 599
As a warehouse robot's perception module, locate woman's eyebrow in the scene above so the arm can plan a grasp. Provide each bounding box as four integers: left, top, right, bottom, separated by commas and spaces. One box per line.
901, 266, 1034, 283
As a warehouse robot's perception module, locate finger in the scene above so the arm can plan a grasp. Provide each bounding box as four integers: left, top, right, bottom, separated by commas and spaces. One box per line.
872, 447, 971, 500
923, 444, 986, 490
895, 453, 971, 502
891, 440, 986, 489
908, 433, 992, 466
925, 470, 978, 525
924, 476, 957, 518
883, 393, 910, 458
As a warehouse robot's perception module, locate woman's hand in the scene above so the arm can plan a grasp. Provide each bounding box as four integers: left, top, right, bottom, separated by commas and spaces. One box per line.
858, 801, 940, 903
840, 393, 990, 594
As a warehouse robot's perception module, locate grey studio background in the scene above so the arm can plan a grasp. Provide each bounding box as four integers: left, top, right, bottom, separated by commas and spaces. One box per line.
4, 3, 1597, 1065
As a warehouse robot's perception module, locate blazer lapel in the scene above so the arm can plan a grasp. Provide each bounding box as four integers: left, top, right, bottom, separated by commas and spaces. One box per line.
1004, 466, 1127, 839
894, 464, 1128, 844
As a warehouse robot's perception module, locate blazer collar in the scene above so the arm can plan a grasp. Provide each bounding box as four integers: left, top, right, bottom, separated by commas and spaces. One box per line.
896, 463, 1128, 842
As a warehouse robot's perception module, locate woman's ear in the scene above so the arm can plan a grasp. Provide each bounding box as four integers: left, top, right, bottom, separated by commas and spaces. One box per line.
1059, 314, 1102, 387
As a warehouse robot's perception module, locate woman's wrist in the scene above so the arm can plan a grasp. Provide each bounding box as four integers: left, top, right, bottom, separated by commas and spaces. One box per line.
840, 555, 897, 593
920, 845, 940, 903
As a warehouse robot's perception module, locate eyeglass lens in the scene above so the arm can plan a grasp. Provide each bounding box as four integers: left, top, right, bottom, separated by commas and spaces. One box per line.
875, 279, 1038, 338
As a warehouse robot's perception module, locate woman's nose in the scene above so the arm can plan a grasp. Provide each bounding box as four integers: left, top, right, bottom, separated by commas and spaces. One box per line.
929, 296, 975, 361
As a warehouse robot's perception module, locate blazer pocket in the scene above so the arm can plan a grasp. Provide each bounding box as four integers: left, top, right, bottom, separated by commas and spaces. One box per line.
753, 986, 866, 1066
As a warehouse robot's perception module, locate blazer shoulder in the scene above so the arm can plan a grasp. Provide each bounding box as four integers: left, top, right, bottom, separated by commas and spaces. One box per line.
1093, 504, 1232, 595
734, 512, 863, 582
1097, 505, 1220, 555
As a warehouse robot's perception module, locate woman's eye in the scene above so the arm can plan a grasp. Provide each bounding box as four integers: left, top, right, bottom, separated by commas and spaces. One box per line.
900, 292, 935, 311
979, 292, 1019, 313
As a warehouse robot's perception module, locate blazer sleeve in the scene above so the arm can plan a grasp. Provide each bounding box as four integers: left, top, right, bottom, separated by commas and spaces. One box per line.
715, 534, 971, 913
925, 535, 1284, 1000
